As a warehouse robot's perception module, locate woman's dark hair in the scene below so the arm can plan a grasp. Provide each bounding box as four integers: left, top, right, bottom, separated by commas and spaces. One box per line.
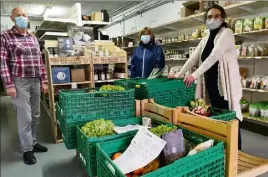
203, 4, 227, 21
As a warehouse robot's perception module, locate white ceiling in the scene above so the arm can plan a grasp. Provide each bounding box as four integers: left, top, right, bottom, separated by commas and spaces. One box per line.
1, 1, 139, 18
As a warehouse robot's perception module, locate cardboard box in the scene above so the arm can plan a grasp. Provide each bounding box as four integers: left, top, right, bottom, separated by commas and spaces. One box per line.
91, 12, 102, 21
71, 69, 86, 82
180, 7, 194, 18
52, 67, 71, 84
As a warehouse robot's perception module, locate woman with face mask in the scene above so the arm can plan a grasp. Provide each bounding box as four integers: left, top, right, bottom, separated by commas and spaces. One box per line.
170, 5, 242, 150
131, 27, 165, 78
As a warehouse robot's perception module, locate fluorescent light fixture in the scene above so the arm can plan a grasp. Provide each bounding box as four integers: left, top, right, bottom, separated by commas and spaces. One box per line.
43, 6, 67, 18
30, 5, 46, 16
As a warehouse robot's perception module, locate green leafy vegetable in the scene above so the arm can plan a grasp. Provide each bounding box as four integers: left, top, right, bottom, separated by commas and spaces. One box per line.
150, 125, 177, 137
99, 85, 125, 91
81, 119, 114, 137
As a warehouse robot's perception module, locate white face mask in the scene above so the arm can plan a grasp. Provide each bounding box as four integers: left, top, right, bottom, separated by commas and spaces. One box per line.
206, 18, 222, 30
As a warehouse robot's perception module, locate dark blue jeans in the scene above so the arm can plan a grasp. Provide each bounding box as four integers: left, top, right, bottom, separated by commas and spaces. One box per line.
205, 75, 242, 150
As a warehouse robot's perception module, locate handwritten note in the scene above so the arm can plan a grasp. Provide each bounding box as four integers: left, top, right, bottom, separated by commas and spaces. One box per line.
113, 128, 166, 174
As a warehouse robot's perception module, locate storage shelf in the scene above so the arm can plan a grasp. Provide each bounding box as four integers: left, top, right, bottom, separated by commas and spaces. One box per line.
39, 32, 68, 41
82, 20, 110, 27
161, 38, 202, 47
53, 81, 91, 86
235, 29, 268, 37
238, 56, 268, 60
94, 79, 124, 83
35, 18, 77, 37
242, 88, 268, 93
243, 112, 268, 124
122, 1, 268, 38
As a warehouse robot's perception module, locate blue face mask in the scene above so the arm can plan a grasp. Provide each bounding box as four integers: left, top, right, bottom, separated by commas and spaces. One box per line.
141, 35, 151, 44
15, 16, 28, 29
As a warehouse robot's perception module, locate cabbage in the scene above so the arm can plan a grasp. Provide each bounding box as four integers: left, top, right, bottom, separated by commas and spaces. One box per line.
81, 119, 115, 137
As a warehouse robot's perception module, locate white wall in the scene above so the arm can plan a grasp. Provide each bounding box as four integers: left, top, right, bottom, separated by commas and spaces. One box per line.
0, 16, 42, 32
107, 1, 185, 38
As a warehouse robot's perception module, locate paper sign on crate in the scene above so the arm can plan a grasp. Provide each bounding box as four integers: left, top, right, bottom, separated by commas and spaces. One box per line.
113, 128, 166, 174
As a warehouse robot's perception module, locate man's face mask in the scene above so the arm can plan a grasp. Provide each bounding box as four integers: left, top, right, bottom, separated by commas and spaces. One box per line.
15, 16, 29, 29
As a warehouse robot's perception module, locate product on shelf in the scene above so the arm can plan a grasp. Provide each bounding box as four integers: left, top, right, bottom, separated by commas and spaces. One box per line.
239, 68, 248, 79
234, 20, 243, 34
254, 17, 265, 30
178, 34, 185, 41
52, 67, 71, 84
201, 26, 209, 37
265, 17, 268, 29
242, 75, 268, 90
236, 45, 241, 57
225, 18, 233, 28
192, 28, 201, 39
249, 103, 260, 117
243, 19, 254, 33
260, 76, 268, 90
240, 98, 249, 113
240, 45, 247, 57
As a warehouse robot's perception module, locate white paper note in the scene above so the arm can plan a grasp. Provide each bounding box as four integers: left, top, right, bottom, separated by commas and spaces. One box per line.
114, 124, 148, 134
113, 128, 166, 174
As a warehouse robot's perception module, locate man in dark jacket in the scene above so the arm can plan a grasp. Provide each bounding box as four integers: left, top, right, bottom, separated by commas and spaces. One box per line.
131, 27, 165, 78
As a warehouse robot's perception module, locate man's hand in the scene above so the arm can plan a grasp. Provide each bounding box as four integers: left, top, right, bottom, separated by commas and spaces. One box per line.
6, 87, 17, 98
184, 75, 195, 88
41, 83, 48, 94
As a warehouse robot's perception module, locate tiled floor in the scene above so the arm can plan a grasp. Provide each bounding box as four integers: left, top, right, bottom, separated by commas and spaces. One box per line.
1, 96, 267, 177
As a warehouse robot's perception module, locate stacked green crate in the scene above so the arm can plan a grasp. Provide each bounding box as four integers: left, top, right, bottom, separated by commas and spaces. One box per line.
56, 88, 136, 149
59, 88, 136, 121
96, 128, 225, 177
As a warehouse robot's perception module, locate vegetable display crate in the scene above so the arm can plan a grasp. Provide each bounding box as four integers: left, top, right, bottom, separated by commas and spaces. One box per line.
77, 117, 171, 177
114, 78, 168, 90
59, 88, 136, 121
96, 128, 225, 177
209, 107, 237, 121
133, 79, 195, 108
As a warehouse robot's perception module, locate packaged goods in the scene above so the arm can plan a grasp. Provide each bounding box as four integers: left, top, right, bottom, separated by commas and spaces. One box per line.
260, 104, 268, 119
248, 45, 255, 57
265, 17, 268, 29
239, 68, 248, 79
235, 20, 243, 34
236, 45, 241, 57
243, 19, 254, 33
201, 27, 209, 37
254, 17, 265, 30
260, 76, 268, 90
188, 140, 214, 156
178, 34, 185, 41
240, 45, 247, 57
249, 103, 260, 117
225, 18, 233, 28
240, 98, 249, 113
192, 28, 201, 39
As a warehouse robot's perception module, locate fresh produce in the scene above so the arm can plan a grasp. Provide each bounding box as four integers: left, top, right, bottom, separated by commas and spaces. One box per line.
99, 85, 125, 91
81, 119, 114, 137
125, 173, 132, 177
149, 125, 177, 137
133, 167, 144, 175
190, 98, 209, 116
112, 152, 122, 160
142, 159, 160, 175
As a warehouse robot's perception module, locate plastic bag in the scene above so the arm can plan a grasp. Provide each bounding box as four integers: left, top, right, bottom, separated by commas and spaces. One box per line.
161, 129, 186, 165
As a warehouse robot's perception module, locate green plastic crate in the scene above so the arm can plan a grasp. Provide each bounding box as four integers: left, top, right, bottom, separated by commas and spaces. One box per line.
96, 128, 225, 177
114, 78, 169, 89
59, 88, 136, 121
209, 107, 237, 121
77, 117, 172, 177
133, 79, 195, 108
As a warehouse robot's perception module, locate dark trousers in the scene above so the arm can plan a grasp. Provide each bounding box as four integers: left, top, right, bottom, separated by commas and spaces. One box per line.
205, 76, 242, 150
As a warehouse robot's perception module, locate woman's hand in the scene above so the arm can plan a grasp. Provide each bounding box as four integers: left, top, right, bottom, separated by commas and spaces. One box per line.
168, 74, 176, 79
184, 75, 195, 88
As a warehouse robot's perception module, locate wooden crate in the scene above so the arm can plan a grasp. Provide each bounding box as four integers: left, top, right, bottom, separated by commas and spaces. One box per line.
91, 56, 127, 64
140, 100, 268, 177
